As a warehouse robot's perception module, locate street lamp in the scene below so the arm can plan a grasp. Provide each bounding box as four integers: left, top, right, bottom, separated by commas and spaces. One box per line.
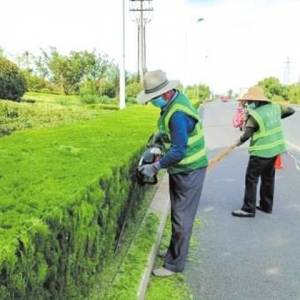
119, 0, 126, 110
183, 17, 204, 95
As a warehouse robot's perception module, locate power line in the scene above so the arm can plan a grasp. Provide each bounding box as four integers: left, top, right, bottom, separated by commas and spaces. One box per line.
129, 0, 154, 83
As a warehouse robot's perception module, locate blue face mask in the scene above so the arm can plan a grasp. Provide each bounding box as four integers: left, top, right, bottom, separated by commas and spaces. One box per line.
248, 103, 256, 109
151, 96, 167, 108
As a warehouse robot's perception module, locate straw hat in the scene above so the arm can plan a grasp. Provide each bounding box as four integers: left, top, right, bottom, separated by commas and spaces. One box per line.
238, 86, 270, 102
137, 70, 180, 104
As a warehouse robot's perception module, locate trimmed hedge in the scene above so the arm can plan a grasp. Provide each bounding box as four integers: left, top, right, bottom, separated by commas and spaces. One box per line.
0, 105, 158, 299
0, 100, 116, 137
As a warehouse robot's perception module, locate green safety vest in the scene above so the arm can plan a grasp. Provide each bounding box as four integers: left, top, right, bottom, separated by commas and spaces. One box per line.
248, 103, 286, 157
157, 92, 208, 174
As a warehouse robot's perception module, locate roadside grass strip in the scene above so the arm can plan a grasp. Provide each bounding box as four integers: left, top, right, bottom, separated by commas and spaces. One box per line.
92, 213, 159, 300
145, 216, 201, 300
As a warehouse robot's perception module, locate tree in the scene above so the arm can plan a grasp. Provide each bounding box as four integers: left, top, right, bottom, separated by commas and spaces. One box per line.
0, 46, 5, 57
126, 72, 139, 84
125, 82, 143, 103
41, 49, 90, 95
85, 51, 111, 82
196, 84, 210, 101
286, 83, 300, 104
227, 89, 233, 99
0, 56, 27, 101
185, 84, 210, 102
34, 55, 50, 79
41, 48, 116, 95
258, 77, 287, 101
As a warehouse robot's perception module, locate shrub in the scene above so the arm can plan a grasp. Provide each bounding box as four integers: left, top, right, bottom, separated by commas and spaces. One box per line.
0, 56, 27, 101
0, 100, 111, 137
0, 106, 158, 299
287, 84, 300, 104
99, 95, 117, 105
126, 82, 143, 99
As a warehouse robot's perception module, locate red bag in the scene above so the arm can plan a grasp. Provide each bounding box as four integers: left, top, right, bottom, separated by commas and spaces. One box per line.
233, 107, 245, 128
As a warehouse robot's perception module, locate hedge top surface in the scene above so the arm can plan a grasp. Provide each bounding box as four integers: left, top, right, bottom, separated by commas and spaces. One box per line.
0, 105, 158, 251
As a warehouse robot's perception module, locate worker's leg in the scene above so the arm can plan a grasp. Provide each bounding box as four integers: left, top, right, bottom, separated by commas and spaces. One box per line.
164, 167, 206, 272
259, 156, 276, 212
242, 156, 262, 213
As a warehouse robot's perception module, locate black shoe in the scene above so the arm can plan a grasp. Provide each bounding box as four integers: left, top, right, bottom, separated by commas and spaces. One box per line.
256, 205, 272, 214
232, 209, 255, 218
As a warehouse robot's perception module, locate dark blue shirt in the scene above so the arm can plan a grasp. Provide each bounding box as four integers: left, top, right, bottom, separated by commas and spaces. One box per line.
157, 111, 196, 169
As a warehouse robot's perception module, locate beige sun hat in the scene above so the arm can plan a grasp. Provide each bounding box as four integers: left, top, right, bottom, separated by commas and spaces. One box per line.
137, 70, 180, 104
238, 86, 270, 102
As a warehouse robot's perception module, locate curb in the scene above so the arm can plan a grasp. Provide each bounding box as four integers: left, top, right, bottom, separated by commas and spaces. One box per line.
137, 173, 170, 300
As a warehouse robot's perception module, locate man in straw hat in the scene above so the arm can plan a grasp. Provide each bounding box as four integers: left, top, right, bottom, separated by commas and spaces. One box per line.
137, 70, 208, 276
232, 86, 295, 217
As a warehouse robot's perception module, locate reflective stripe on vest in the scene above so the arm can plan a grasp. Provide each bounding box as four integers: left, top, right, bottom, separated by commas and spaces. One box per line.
178, 147, 207, 165
248, 103, 286, 157
163, 124, 203, 150
157, 93, 208, 173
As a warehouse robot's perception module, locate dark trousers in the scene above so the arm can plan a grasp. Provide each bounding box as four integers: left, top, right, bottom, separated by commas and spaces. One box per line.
164, 167, 206, 272
242, 155, 277, 214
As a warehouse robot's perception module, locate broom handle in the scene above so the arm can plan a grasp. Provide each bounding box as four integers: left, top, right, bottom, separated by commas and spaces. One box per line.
207, 142, 238, 171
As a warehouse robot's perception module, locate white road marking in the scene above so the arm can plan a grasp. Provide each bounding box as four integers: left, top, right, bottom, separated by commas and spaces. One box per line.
286, 140, 300, 152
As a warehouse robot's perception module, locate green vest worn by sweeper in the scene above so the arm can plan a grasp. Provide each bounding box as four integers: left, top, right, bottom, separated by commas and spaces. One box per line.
157, 92, 208, 174
248, 103, 286, 158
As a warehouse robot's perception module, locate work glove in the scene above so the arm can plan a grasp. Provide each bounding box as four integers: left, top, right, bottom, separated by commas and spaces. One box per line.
153, 132, 165, 144
138, 164, 157, 178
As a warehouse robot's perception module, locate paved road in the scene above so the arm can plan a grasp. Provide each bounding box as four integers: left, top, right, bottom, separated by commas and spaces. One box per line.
186, 101, 300, 300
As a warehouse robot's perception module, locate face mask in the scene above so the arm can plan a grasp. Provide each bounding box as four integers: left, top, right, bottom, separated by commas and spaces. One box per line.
151, 96, 167, 108
248, 102, 256, 109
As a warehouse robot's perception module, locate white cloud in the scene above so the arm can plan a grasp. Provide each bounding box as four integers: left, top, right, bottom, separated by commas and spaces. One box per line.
0, 0, 300, 94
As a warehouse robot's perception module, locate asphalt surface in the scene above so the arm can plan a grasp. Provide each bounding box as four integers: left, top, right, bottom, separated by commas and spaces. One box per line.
185, 101, 300, 300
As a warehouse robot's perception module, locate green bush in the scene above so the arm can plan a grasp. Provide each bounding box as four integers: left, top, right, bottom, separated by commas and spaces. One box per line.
190, 99, 201, 109
287, 83, 300, 104
126, 82, 143, 99
0, 105, 159, 299
0, 100, 113, 137
79, 92, 101, 104
0, 56, 27, 101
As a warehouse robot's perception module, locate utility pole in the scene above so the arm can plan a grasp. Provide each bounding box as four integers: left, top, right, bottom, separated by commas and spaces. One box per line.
129, 0, 153, 84
283, 56, 291, 86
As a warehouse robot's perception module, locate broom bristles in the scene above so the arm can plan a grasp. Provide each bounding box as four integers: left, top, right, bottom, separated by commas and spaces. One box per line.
208, 142, 237, 171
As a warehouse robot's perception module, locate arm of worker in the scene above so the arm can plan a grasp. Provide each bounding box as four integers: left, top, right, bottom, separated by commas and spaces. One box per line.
281, 105, 295, 119
236, 116, 258, 146
153, 112, 196, 170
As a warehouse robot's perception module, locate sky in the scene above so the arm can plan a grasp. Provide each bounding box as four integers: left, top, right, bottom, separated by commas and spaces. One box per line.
1, 0, 300, 94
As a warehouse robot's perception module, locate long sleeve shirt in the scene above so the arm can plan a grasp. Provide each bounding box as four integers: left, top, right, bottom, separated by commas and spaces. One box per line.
156, 112, 196, 169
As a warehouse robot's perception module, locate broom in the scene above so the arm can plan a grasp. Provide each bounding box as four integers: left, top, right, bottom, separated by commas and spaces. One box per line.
207, 141, 238, 171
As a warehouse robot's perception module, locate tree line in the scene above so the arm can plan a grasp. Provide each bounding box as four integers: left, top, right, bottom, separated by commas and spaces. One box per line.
0, 46, 143, 104
1, 45, 299, 104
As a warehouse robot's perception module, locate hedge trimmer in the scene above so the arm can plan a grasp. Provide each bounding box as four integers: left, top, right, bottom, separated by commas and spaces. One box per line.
136, 133, 165, 185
